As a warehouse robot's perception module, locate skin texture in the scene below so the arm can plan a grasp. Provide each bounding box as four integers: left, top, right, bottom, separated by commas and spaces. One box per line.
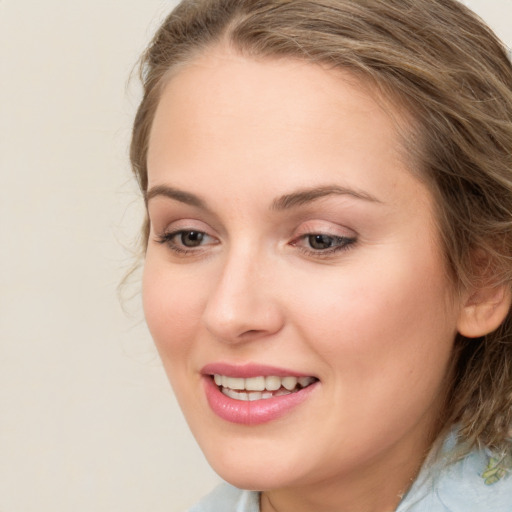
143, 47, 466, 512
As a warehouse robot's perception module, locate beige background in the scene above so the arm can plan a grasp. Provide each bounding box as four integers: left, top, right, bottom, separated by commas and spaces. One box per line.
1, 1, 510, 511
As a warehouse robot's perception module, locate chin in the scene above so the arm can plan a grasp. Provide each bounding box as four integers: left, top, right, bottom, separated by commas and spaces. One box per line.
201, 439, 313, 492
213, 464, 297, 492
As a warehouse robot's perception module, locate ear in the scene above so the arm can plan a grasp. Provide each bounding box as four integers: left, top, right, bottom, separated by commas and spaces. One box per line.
457, 283, 511, 338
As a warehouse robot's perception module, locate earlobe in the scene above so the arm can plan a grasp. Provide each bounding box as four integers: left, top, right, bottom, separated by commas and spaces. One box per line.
457, 284, 512, 338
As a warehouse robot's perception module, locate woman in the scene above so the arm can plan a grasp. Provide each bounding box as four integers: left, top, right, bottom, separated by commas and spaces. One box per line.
130, 1, 512, 510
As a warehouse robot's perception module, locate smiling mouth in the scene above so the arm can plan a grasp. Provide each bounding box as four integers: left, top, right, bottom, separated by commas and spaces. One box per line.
212, 374, 318, 402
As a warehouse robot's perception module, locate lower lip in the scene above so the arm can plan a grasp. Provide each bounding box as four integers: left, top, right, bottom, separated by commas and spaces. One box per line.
203, 376, 318, 425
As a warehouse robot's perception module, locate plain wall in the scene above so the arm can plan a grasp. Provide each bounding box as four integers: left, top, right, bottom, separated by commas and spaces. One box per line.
1, 1, 510, 511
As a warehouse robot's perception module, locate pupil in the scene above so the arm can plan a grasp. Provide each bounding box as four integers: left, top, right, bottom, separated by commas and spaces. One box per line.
309, 234, 333, 250
181, 231, 204, 247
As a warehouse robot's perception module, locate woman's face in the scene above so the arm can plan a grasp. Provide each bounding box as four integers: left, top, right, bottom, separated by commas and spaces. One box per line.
143, 48, 462, 493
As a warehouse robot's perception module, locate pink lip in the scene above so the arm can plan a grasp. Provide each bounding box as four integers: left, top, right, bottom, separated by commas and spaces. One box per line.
201, 362, 313, 378
201, 363, 319, 425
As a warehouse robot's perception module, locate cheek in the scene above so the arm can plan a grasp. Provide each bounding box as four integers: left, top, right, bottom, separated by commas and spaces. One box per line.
285, 251, 458, 449
142, 257, 206, 364
289, 249, 457, 379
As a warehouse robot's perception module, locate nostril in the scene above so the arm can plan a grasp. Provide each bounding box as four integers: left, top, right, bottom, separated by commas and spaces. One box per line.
241, 329, 264, 337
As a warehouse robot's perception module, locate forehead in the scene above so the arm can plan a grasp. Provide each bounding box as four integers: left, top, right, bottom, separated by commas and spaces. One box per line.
147, 47, 423, 210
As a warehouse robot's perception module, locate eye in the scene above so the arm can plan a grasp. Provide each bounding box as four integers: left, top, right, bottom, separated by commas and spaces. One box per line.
291, 232, 356, 257
155, 229, 217, 254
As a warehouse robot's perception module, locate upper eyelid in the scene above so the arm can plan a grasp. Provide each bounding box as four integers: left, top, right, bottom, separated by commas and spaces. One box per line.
146, 191, 364, 237
294, 226, 353, 235
153, 218, 215, 235
293, 220, 357, 237
148, 208, 226, 237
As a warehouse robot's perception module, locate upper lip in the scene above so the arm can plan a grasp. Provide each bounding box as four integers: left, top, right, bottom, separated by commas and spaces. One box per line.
201, 362, 316, 379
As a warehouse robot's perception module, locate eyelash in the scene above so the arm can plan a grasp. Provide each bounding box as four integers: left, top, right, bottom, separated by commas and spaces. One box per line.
155, 230, 217, 256
155, 230, 357, 258
290, 233, 357, 258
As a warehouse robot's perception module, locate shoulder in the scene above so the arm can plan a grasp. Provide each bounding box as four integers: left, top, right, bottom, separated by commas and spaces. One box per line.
398, 436, 512, 512
186, 483, 260, 512
433, 448, 512, 512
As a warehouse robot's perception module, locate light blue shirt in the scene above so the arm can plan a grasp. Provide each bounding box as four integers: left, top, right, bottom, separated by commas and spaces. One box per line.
187, 434, 512, 511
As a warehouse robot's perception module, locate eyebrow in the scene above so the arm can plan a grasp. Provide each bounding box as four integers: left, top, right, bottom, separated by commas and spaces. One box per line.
271, 185, 382, 210
145, 185, 208, 209
145, 184, 381, 211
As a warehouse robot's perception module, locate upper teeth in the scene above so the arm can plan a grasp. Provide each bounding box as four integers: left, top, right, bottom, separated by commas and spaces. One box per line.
213, 374, 315, 391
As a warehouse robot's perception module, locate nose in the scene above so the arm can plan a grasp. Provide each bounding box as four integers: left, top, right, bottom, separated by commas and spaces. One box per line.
202, 250, 285, 344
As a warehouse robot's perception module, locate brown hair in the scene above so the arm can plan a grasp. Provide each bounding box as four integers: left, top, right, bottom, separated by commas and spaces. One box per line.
131, 0, 512, 454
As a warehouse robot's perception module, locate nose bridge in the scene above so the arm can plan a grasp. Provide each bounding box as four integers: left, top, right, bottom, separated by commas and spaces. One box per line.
202, 241, 283, 343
